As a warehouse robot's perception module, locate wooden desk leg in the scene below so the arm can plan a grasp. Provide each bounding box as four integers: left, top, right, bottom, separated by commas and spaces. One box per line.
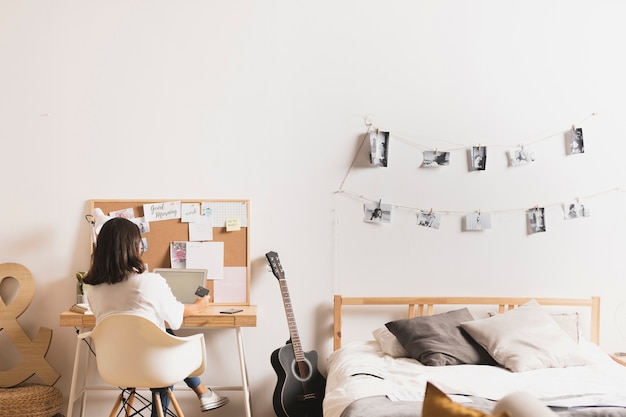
67, 336, 85, 417
235, 327, 251, 417
80, 345, 93, 417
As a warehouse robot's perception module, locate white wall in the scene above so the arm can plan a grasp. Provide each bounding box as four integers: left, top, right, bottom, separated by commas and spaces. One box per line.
2, 1, 626, 416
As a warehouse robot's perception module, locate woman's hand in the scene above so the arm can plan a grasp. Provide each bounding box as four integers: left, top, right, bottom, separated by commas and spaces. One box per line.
183, 294, 211, 317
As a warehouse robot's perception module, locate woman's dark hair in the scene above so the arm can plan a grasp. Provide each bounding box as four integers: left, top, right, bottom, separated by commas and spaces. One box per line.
83, 217, 146, 285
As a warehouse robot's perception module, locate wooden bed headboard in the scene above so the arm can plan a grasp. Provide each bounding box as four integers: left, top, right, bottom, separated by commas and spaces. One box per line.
333, 295, 601, 350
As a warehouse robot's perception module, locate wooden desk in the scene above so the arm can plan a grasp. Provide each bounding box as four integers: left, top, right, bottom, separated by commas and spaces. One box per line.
60, 306, 257, 417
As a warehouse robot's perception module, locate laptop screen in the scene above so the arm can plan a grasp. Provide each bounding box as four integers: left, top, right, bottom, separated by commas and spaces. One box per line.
153, 268, 208, 304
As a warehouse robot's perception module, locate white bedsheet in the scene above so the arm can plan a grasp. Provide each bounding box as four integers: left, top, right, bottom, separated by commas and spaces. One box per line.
323, 340, 626, 417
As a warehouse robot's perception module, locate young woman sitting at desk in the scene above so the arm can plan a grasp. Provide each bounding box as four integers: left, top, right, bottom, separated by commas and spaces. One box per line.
83, 217, 228, 415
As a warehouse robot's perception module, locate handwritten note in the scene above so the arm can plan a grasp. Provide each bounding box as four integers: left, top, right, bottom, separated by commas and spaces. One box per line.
186, 241, 224, 279
189, 214, 213, 241
143, 201, 181, 222
226, 218, 241, 232
181, 203, 201, 223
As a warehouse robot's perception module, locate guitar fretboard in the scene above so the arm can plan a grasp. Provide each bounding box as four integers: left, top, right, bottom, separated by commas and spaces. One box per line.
279, 278, 305, 362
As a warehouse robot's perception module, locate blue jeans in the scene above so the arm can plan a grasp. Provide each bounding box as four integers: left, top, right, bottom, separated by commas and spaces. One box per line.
150, 329, 202, 417
150, 376, 201, 417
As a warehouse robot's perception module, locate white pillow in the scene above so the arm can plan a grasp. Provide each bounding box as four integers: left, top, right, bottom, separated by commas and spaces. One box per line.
550, 313, 580, 343
372, 327, 409, 358
460, 300, 588, 372
487, 311, 580, 343
494, 390, 559, 417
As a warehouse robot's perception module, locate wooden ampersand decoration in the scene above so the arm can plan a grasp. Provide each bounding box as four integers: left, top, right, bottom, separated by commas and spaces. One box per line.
0, 262, 60, 386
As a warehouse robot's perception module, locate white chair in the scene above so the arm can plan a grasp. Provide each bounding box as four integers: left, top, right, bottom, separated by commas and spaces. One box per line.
78, 314, 206, 417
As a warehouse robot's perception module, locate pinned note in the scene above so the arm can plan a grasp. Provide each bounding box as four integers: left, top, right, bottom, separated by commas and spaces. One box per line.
181, 203, 201, 223
110, 207, 135, 219
226, 218, 241, 231
189, 214, 213, 241
186, 241, 224, 279
143, 201, 181, 222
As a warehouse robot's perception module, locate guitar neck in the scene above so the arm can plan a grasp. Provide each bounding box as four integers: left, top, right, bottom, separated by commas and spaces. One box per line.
279, 278, 305, 362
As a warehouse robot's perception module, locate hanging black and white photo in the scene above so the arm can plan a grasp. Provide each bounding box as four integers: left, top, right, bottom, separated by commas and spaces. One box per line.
422, 150, 450, 167
563, 200, 590, 219
465, 212, 492, 230
471, 146, 487, 171
508, 146, 535, 166
568, 127, 584, 155
417, 210, 441, 229
369, 130, 390, 167
364, 202, 392, 223
527, 207, 546, 234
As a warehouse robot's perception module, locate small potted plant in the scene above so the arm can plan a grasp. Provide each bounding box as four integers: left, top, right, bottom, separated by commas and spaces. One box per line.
76, 271, 88, 304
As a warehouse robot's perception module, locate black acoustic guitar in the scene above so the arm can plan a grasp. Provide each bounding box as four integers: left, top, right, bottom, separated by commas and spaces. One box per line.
266, 251, 326, 417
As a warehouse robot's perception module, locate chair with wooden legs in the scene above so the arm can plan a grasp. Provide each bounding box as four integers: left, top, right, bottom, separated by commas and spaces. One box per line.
78, 314, 206, 417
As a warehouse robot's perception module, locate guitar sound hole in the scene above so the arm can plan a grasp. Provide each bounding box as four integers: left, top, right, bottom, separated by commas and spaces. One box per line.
291, 357, 312, 382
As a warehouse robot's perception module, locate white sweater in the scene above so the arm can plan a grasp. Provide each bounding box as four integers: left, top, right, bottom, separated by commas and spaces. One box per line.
87, 272, 185, 331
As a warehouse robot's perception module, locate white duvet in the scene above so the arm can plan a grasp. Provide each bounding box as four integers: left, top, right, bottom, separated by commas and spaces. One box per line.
323, 340, 626, 417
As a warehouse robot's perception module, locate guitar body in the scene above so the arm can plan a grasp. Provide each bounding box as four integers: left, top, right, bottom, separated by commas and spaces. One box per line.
271, 343, 326, 417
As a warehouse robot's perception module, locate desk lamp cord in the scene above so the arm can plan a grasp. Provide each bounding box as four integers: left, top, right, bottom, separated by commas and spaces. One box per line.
75, 327, 96, 356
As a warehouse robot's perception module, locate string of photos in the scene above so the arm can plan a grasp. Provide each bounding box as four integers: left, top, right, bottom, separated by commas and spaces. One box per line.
335, 113, 619, 235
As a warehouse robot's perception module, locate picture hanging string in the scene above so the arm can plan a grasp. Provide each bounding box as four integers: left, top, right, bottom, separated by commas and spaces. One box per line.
337, 123, 373, 191
335, 186, 620, 218
338, 110, 597, 188
338, 113, 596, 195
373, 112, 596, 153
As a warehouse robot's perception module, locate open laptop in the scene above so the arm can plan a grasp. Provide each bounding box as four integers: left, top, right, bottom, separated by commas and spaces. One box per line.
153, 268, 208, 304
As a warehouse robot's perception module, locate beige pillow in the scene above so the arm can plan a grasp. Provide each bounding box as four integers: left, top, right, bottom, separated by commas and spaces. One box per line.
461, 300, 588, 372
372, 327, 409, 358
550, 313, 580, 343
487, 311, 580, 342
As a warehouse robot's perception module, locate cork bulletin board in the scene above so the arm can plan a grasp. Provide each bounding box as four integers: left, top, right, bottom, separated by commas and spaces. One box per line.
90, 199, 250, 305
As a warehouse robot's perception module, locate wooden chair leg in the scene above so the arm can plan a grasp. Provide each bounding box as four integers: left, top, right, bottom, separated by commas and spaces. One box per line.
154, 393, 165, 417
167, 388, 185, 417
125, 389, 136, 416
109, 391, 124, 417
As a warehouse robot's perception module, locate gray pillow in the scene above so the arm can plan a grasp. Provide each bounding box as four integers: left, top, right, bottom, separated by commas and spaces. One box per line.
385, 308, 496, 366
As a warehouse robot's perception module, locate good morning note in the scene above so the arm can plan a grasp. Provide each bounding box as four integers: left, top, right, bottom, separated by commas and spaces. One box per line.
143, 201, 182, 222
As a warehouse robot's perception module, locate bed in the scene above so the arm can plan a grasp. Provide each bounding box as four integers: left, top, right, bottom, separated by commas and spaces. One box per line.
324, 295, 626, 417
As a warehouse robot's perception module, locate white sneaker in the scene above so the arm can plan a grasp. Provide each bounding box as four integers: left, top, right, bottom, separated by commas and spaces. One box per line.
200, 390, 229, 412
